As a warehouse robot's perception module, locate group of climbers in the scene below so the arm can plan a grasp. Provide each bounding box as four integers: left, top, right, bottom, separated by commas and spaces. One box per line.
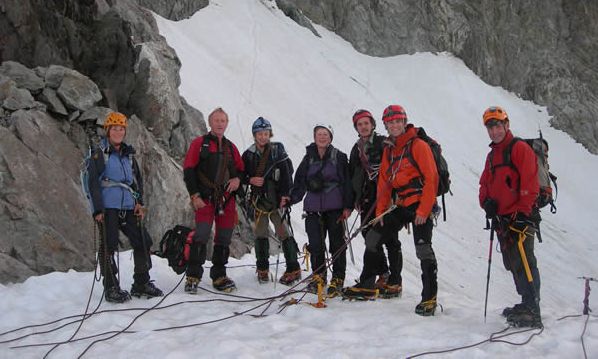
88, 104, 543, 327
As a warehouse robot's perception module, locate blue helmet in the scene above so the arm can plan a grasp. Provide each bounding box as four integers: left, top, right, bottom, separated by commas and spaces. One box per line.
252, 117, 272, 134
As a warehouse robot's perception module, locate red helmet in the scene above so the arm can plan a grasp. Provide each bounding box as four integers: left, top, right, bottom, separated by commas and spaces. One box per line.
352, 109, 375, 129
382, 105, 407, 123
482, 106, 508, 125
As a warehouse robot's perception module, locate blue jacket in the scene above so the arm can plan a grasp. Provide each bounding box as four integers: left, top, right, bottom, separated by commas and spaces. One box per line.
88, 139, 143, 215
291, 143, 353, 212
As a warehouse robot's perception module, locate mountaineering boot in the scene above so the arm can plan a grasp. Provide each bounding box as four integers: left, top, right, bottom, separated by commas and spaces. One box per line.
306, 274, 325, 294
213, 276, 236, 292
502, 303, 527, 317
379, 283, 402, 299
375, 272, 389, 290
279, 269, 302, 286
185, 276, 200, 294
257, 269, 270, 284
342, 283, 378, 301
131, 281, 164, 298
105, 286, 132, 303
415, 296, 437, 316
327, 277, 344, 298
254, 237, 270, 272
507, 306, 543, 328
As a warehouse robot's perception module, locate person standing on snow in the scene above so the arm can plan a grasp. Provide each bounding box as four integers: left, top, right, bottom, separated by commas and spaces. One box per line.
88, 112, 163, 303
346, 109, 402, 298
290, 124, 353, 297
183, 107, 244, 293
479, 106, 542, 328
343, 105, 439, 316
241, 117, 301, 285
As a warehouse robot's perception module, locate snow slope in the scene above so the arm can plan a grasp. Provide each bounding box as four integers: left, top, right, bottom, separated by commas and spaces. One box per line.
1, 0, 597, 358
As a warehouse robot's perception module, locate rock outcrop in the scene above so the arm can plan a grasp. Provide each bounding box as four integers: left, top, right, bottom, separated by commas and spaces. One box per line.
284, 0, 598, 154
0, 0, 253, 283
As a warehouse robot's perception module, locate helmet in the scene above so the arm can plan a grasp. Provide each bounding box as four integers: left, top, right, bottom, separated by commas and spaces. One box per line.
104, 112, 127, 129
382, 105, 407, 123
483, 106, 508, 125
252, 116, 272, 134
352, 109, 376, 129
313, 124, 334, 140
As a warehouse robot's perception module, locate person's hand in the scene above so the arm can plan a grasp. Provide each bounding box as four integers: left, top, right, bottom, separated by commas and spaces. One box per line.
94, 213, 104, 223
337, 208, 352, 223
134, 203, 146, 220
249, 177, 264, 187
279, 196, 290, 208
483, 199, 498, 219
227, 177, 241, 192
414, 214, 427, 226
191, 195, 206, 210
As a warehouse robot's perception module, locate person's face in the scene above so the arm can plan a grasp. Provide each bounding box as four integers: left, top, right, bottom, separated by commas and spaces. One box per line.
355, 117, 373, 138
314, 128, 332, 149
107, 125, 126, 145
486, 120, 509, 144
384, 119, 406, 137
209, 112, 229, 137
254, 130, 271, 148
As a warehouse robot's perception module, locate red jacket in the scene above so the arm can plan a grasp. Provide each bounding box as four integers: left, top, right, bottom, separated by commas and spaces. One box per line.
479, 130, 539, 216
377, 125, 438, 218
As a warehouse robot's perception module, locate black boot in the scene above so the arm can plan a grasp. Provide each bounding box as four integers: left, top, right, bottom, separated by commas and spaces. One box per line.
255, 237, 270, 272
105, 286, 131, 303
131, 280, 164, 298
507, 305, 543, 328
282, 237, 301, 272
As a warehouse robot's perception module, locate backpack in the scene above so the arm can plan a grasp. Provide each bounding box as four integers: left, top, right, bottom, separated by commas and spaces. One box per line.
500, 136, 558, 213
154, 225, 194, 274
404, 127, 451, 197
394, 127, 451, 221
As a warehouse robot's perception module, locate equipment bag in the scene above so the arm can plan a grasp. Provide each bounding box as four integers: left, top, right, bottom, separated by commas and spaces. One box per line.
154, 225, 194, 274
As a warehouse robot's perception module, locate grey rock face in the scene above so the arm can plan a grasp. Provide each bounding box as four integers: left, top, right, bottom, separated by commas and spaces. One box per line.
0, 112, 95, 283
275, 0, 320, 37
56, 70, 102, 111
38, 88, 68, 116
2, 84, 35, 111
286, 0, 598, 154
0, 61, 45, 93
135, 0, 208, 21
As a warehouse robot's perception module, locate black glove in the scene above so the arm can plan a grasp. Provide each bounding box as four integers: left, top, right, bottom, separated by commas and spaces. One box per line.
483, 199, 498, 219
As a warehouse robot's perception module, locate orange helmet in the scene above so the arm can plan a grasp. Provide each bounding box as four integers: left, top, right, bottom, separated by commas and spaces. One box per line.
482, 106, 508, 125
104, 112, 128, 129
382, 105, 407, 123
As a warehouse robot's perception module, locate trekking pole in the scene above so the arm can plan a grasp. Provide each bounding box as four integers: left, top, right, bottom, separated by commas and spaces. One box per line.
483, 219, 495, 323
342, 219, 355, 265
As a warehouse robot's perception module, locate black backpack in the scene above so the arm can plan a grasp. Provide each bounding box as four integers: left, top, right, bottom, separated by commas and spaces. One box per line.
154, 225, 193, 274
404, 127, 451, 197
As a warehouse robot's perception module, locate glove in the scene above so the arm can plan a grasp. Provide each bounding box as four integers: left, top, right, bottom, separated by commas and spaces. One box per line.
483, 199, 498, 219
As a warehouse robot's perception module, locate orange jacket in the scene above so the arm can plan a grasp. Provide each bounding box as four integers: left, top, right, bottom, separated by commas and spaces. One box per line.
376, 125, 439, 218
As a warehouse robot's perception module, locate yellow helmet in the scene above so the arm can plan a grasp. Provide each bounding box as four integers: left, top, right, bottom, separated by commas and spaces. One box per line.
104, 112, 128, 129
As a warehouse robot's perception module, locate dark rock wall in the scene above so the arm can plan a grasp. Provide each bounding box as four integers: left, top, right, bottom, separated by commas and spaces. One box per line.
286, 0, 598, 154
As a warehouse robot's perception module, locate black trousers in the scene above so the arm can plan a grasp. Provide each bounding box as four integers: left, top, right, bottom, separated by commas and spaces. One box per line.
305, 209, 346, 281
360, 200, 401, 284
99, 209, 153, 288
360, 204, 437, 301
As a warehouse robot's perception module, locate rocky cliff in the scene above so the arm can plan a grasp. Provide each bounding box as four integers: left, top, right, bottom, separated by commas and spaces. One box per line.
284, 0, 598, 154
0, 0, 253, 283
